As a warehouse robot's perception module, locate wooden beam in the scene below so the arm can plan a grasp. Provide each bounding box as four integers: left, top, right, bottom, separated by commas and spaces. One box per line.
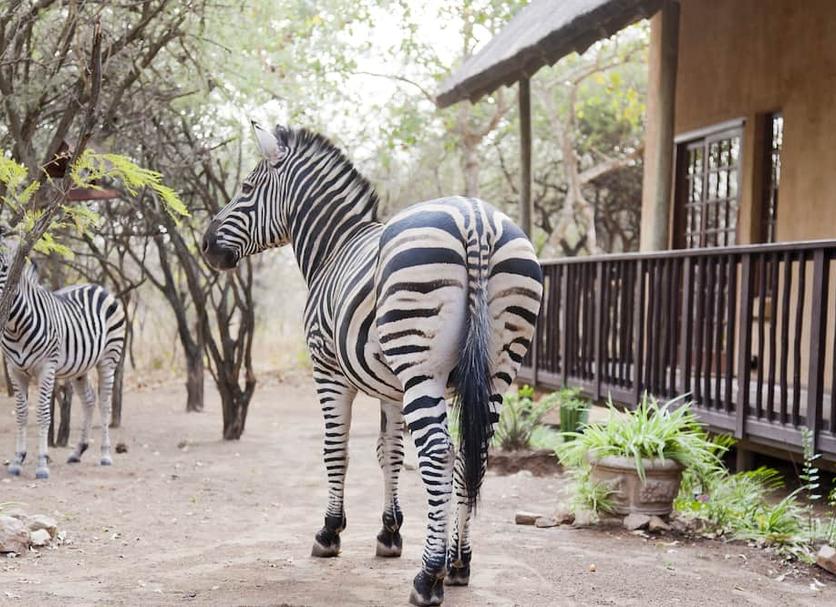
640, 1, 680, 251
518, 77, 532, 237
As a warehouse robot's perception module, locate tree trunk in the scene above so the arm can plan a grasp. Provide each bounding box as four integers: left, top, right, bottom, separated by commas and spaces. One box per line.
110, 352, 126, 428
220, 385, 251, 440
185, 347, 204, 413
49, 381, 73, 448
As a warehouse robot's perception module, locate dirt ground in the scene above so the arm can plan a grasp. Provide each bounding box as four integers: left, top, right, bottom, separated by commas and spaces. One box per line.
1, 375, 835, 606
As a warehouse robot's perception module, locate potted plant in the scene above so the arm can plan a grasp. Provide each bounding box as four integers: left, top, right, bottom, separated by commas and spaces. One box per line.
557, 388, 588, 440
556, 394, 720, 516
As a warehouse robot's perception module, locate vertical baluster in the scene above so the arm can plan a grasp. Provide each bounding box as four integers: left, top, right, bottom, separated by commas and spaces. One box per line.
807, 249, 830, 451
647, 259, 658, 392
724, 254, 737, 413
633, 259, 645, 404
679, 257, 694, 397
714, 255, 727, 409
694, 257, 705, 406
559, 265, 569, 386
756, 255, 767, 418
670, 258, 681, 397
625, 261, 636, 392
767, 253, 780, 421
594, 261, 604, 400
736, 254, 754, 439
704, 256, 716, 409
792, 255, 806, 426
779, 251, 792, 424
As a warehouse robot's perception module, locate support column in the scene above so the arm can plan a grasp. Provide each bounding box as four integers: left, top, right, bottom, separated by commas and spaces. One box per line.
518, 76, 532, 237
640, 1, 680, 251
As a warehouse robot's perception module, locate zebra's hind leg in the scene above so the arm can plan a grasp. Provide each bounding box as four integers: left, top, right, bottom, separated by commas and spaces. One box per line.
310, 370, 356, 558
403, 382, 455, 607
68, 376, 95, 463
96, 360, 117, 466
375, 400, 405, 557
8, 370, 29, 476
34, 366, 56, 479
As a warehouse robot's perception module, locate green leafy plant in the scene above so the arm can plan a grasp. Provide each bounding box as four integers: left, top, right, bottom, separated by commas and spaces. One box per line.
492, 385, 560, 451
556, 393, 721, 481
557, 387, 589, 440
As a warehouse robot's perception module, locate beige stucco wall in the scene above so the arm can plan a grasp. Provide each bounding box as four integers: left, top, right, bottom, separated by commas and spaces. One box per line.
642, 0, 836, 247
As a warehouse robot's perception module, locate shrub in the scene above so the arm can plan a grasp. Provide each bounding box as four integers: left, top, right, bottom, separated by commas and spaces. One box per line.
492, 385, 560, 451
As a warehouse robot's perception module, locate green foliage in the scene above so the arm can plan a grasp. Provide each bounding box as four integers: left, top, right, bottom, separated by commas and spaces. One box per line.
492, 385, 560, 451
570, 469, 615, 516
0, 156, 40, 210
556, 394, 722, 481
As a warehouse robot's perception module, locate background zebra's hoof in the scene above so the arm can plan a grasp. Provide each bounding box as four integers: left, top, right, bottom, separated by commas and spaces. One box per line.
8, 464, 21, 476
409, 570, 444, 606
35, 468, 49, 480
375, 529, 402, 557
100, 456, 113, 466
67, 454, 81, 464
311, 539, 340, 558
444, 563, 470, 586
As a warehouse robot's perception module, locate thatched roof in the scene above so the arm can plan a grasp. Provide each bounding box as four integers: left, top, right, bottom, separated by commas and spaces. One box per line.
436, 0, 662, 108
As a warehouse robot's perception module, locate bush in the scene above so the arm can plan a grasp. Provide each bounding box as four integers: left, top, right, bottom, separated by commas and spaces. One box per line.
492, 385, 560, 451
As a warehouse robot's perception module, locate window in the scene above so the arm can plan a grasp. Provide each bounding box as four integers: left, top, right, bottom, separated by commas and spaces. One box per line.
676, 123, 743, 249
761, 112, 783, 243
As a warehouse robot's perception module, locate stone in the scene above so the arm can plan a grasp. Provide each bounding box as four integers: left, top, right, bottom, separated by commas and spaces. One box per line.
115, 442, 128, 454
648, 515, 671, 533
572, 509, 596, 528
553, 507, 575, 525
623, 513, 651, 531
30, 529, 51, 547
26, 514, 58, 538
816, 545, 836, 575
534, 516, 559, 528
0, 515, 30, 554
514, 511, 543, 525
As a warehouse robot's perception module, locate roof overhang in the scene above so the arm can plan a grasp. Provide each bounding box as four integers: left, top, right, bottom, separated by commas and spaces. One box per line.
436, 0, 664, 108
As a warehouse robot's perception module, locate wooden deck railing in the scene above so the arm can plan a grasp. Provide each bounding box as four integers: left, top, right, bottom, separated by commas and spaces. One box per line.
519, 240, 836, 459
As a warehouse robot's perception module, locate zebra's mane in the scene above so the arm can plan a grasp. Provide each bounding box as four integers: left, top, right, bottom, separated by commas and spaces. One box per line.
277, 126, 380, 221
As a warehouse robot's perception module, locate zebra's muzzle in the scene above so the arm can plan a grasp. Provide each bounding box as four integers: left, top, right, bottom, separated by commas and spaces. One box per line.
202, 221, 238, 271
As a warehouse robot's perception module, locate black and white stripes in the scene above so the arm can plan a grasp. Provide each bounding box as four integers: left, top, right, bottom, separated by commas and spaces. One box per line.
2, 247, 125, 479
202, 123, 542, 606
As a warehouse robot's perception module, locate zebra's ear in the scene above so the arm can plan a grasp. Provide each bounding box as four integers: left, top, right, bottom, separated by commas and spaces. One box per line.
251, 120, 287, 166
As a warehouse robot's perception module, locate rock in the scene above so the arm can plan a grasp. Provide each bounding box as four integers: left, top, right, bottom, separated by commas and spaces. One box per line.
816, 545, 836, 575
588, 563, 597, 572
535, 516, 559, 528
514, 511, 543, 525
648, 516, 671, 533
0, 515, 30, 554
26, 514, 58, 538
572, 509, 597, 528
623, 513, 651, 531
115, 442, 128, 454
30, 529, 51, 547
553, 507, 575, 525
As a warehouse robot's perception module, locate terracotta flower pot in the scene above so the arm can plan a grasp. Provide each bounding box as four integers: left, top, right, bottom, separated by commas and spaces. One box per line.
589, 455, 683, 516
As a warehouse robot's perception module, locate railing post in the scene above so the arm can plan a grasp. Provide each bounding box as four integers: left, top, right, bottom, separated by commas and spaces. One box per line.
560, 266, 569, 387
593, 261, 604, 401
679, 256, 693, 396
735, 254, 754, 439
632, 259, 645, 405
806, 249, 830, 451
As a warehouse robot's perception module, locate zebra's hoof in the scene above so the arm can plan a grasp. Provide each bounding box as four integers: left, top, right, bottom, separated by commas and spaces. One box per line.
67, 454, 81, 464
375, 528, 402, 557
311, 527, 340, 558
100, 456, 113, 466
35, 468, 49, 480
445, 562, 470, 586
8, 464, 21, 476
409, 570, 444, 606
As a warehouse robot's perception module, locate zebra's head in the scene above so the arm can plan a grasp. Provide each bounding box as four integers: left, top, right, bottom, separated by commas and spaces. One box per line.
202, 122, 292, 271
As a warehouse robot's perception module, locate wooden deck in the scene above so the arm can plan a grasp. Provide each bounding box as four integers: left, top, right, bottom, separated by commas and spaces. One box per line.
520, 239, 836, 460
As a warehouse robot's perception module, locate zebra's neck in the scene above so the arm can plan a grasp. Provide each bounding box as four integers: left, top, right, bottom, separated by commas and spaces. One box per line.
5, 270, 53, 337
286, 159, 380, 283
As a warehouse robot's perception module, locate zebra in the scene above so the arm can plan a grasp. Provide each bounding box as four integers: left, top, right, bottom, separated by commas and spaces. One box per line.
202, 122, 542, 606
1, 244, 126, 480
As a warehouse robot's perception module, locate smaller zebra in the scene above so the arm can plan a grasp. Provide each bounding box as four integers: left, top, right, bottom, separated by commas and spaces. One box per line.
1, 244, 126, 479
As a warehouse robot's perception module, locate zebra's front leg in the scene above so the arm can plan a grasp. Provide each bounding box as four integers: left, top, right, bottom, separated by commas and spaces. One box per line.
310, 371, 356, 558
7, 370, 29, 477
376, 400, 405, 557
34, 367, 56, 479
68, 376, 95, 464
404, 383, 455, 607
96, 361, 117, 465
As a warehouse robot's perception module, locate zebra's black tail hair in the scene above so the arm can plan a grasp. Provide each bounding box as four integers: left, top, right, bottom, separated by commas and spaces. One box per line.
453, 240, 493, 510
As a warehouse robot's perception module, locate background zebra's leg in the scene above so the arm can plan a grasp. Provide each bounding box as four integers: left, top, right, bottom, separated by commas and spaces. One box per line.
8, 370, 29, 476
403, 382, 455, 607
375, 399, 405, 557
35, 367, 56, 479
68, 375, 96, 463
446, 391, 503, 586
310, 371, 356, 558
97, 361, 117, 466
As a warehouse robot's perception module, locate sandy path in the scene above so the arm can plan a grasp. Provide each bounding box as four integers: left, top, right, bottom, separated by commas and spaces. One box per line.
1, 376, 834, 606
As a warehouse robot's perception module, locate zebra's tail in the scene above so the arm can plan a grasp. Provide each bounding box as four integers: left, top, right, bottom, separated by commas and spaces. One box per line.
453, 232, 493, 509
